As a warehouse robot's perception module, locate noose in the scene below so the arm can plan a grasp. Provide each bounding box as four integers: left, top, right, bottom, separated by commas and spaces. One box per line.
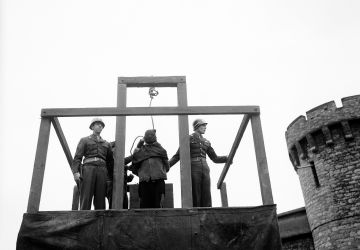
148, 87, 159, 130
130, 87, 159, 156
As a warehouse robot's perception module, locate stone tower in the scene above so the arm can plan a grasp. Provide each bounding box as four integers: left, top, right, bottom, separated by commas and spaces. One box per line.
285, 95, 360, 249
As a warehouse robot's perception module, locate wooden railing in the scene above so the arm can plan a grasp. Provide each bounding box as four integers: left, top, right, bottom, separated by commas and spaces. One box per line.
217, 113, 274, 207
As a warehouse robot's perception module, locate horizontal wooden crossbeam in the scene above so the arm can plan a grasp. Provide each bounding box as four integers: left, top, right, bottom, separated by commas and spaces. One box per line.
41, 106, 260, 117
118, 76, 185, 87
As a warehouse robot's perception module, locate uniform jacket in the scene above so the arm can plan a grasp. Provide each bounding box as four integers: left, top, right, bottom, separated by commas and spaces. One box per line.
169, 132, 227, 167
72, 134, 114, 177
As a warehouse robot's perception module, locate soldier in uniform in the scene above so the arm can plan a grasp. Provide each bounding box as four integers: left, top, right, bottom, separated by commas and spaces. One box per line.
72, 118, 114, 210
169, 119, 228, 207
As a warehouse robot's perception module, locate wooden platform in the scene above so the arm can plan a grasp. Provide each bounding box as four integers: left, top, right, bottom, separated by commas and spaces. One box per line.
17, 205, 281, 250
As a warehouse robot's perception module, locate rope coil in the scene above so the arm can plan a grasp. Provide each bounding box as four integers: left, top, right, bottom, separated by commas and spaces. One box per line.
148, 87, 158, 130
149, 87, 159, 99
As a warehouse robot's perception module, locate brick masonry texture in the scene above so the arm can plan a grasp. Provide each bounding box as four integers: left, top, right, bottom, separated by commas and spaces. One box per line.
285, 95, 360, 249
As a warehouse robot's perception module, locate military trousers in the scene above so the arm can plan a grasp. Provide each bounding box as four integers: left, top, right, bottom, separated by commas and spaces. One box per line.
191, 158, 212, 207
80, 163, 108, 210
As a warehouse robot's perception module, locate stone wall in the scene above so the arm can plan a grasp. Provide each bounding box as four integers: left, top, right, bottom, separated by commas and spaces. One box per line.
278, 207, 315, 250
282, 235, 315, 250
285, 95, 360, 249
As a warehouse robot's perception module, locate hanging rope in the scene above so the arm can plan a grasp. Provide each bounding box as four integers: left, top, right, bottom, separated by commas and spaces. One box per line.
148, 87, 159, 130
126, 88, 159, 156
129, 87, 159, 156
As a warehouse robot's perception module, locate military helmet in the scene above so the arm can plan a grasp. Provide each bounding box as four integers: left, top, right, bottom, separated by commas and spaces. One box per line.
89, 118, 105, 129
193, 119, 207, 130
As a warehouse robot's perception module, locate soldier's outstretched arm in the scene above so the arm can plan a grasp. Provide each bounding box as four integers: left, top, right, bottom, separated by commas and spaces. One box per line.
207, 144, 228, 163
169, 148, 180, 167
124, 155, 133, 165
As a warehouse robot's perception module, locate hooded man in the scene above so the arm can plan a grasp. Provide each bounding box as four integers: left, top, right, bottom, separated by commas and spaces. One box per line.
128, 129, 170, 208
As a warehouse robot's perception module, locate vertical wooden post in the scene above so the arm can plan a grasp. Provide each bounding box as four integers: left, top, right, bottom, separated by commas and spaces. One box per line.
112, 83, 127, 209
220, 182, 228, 207
27, 118, 51, 213
251, 115, 274, 205
177, 81, 192, 208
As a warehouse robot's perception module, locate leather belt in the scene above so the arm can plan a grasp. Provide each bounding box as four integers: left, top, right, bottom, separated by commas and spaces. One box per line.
191, 157, 206, 161
83, 157, 106, 164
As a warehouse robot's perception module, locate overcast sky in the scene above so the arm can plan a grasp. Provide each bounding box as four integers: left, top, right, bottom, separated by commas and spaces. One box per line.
1, 0, 360, 248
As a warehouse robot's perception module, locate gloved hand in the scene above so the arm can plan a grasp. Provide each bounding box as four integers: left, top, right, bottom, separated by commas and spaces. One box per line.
127, 164, 138, 176
73, 172, 81, 182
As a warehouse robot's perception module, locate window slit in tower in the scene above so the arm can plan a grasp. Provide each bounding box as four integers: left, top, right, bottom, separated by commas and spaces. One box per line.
310, 161, 320, 188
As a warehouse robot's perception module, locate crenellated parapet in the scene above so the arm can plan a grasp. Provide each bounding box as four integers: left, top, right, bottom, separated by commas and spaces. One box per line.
285, 95, 360, 169
285, 94, 360, 249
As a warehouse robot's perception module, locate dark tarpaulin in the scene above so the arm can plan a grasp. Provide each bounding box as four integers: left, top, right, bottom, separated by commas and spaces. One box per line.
17, 205, 282, 250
